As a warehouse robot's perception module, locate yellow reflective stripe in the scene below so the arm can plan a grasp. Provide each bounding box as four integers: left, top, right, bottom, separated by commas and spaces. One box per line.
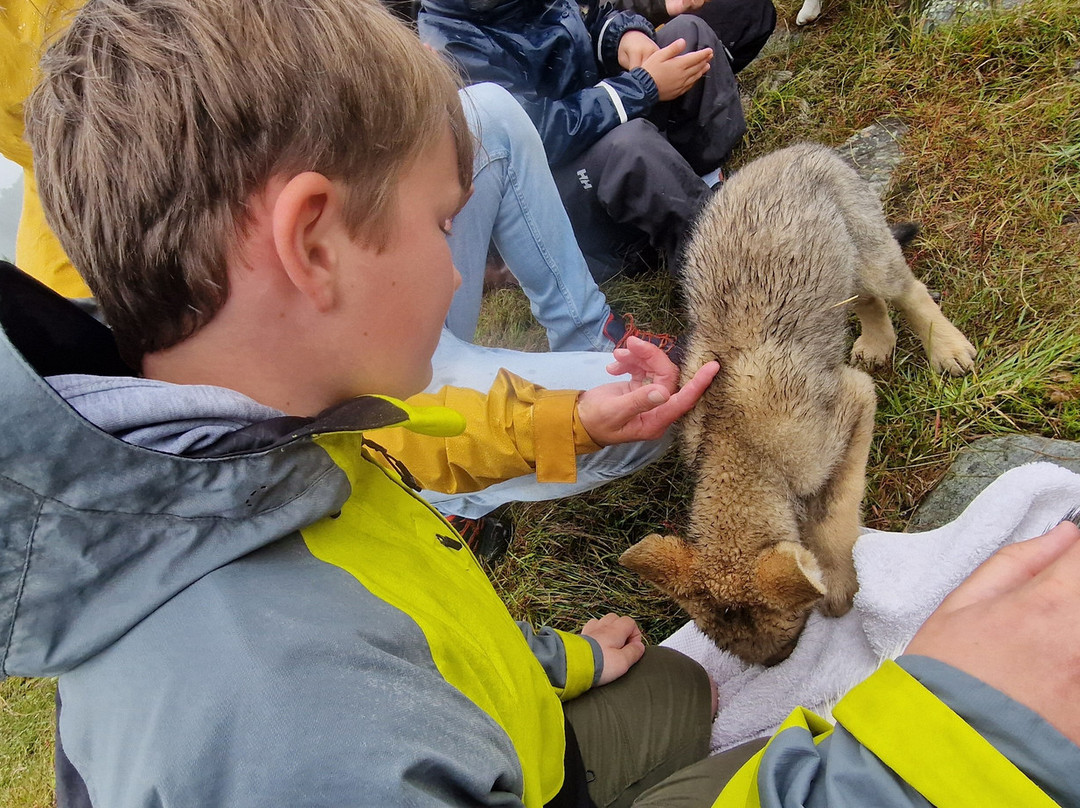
833, 661, 1057, 808
304, 433, 567, 806
711, 708, 834, 808
365, 394, 466, 437
552, 630, 596, 701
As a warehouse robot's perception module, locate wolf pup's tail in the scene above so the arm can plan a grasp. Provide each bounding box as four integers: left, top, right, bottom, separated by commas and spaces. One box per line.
889, 222, 921, 247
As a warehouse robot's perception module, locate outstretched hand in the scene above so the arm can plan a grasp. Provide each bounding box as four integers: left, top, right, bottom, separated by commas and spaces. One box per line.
576, 336, 719, 446
582, 613, 645, 685
906, 518, 1080, 745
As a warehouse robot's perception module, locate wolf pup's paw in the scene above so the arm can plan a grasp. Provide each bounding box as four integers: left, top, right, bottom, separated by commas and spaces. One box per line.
820, 588, 856, 618
928, 329, 976, 376
851, 333, 894, 368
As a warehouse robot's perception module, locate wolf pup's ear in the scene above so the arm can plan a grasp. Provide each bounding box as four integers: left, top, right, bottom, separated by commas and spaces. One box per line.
620, 534, 697, 595
754, 542, 827, 611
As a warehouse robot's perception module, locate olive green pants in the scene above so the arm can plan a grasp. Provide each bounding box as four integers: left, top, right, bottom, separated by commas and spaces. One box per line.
563, 646, 769, 807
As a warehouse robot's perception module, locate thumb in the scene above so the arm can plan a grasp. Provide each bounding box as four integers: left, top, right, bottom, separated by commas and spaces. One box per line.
600, 384, 671, 435
630, 383, 672, 415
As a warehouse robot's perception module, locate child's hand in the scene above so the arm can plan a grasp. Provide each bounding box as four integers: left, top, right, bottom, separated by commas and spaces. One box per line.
576, 336, 720, 445
618, 30, 659, 70
581, 613, 645, 685
641, 38, 713, 101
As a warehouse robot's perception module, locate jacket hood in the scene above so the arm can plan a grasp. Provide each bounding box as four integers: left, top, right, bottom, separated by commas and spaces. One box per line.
0, 263, 456, 678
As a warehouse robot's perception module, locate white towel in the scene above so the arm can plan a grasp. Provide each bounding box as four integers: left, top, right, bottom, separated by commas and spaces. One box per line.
660, 461, 1080, 753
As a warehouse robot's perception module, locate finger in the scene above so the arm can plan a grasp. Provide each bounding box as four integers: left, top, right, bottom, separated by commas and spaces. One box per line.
622, 337, 681, 384
633, 361, 718, 431
655, 37, 688, 59
670, 360, 720, 406
621, 636, 646, 667
606, 358, 650, 383
598, 384, 674, 434
607, 615, 641, 644
675, 47, 713, 67
936, 521, 1080, 612
608, 340, 675, 383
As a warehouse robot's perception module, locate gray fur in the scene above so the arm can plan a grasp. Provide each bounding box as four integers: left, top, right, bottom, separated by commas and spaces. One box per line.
621, 144, 975, 665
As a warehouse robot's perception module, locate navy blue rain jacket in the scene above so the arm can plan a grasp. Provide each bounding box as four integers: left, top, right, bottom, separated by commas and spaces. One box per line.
419, 0, 659, 166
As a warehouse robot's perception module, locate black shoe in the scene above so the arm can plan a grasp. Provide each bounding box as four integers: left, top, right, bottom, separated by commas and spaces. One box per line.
445, 512, 514, 564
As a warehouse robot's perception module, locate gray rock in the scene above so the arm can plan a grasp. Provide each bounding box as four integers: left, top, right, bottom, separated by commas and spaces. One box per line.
762, 70, 795, 92
837, 118, 909, 197
907, 435, 1080, 530
755, 26, 802, 61
917, 0, 1026, 33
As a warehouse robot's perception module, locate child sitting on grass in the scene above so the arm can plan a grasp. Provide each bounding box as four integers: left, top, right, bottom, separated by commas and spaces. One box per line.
5, 0, 1079, 805
13, 0, 719, 803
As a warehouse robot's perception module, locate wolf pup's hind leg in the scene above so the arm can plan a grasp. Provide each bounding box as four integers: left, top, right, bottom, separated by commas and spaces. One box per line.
888, 274, 976, 375
843, 196, 975, 374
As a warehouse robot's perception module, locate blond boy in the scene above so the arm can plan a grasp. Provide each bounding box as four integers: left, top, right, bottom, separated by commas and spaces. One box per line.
10, 0, 723, 803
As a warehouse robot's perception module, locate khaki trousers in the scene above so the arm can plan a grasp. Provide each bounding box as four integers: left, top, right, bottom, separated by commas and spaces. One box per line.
563, 646, 768, 807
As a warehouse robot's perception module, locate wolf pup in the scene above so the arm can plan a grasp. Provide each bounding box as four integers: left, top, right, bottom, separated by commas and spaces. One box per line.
620, 143, 975, 666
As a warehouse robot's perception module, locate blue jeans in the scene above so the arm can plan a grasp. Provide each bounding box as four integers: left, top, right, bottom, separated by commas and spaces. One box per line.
429, 85, 670, 518
446, 84, 614, 352
425, 330, 673, 518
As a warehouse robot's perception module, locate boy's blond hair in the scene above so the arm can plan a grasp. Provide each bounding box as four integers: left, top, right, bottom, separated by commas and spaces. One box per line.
25, 0, 472, 364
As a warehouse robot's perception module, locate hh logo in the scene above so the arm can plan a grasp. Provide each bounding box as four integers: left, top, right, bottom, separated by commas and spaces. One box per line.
576, 168, 592, 190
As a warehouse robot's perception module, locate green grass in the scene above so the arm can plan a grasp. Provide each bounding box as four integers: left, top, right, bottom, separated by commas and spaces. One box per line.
0, 678, 56, 808
2, 0, 1078, 801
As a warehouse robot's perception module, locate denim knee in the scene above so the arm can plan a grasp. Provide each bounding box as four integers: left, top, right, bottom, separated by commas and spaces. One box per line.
459, 82, 544, 163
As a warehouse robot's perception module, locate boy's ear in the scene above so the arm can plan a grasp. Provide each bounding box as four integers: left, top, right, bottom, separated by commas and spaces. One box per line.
271, 172, 349, 312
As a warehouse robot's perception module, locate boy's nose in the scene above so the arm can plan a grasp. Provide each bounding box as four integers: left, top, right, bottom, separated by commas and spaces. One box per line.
452, 265, 463, 291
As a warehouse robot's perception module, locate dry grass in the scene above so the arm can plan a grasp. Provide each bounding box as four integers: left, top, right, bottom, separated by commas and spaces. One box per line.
2, 0, 1077, 802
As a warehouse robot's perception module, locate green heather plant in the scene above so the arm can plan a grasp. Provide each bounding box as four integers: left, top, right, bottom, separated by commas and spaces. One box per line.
2, 0, 1077, 802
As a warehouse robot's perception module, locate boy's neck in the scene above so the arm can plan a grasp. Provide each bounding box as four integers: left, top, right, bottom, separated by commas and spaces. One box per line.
141, 277, 344, 417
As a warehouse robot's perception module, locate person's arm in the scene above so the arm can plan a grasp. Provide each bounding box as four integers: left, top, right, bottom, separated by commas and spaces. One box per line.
364, 368, 599, 493
365, 339, 719, 495
418, 13, 657, 166
709, 521, 1080, 807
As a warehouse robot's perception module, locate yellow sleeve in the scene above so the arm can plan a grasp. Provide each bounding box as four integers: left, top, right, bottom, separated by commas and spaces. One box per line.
364, 369, 602, 495
2, 0, 94, 298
